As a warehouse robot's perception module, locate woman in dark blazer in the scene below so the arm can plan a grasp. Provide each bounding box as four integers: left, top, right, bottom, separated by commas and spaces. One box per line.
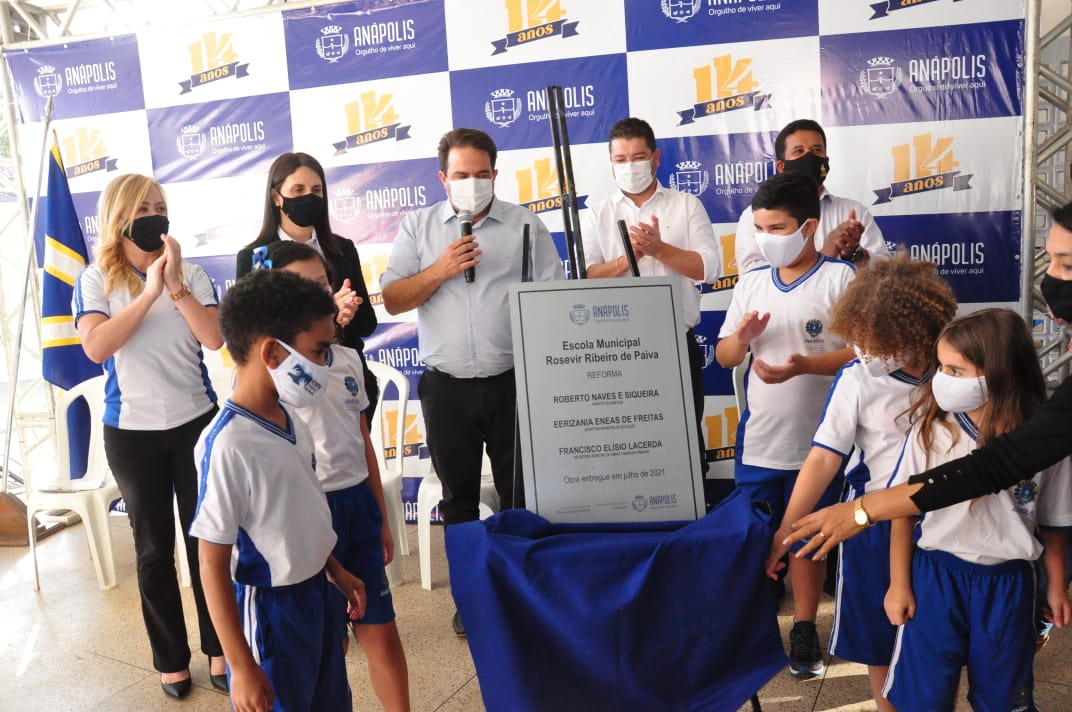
236, 152, 379, 413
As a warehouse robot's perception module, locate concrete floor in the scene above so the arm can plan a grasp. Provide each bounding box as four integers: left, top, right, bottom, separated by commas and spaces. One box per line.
2, 515, 1071, 711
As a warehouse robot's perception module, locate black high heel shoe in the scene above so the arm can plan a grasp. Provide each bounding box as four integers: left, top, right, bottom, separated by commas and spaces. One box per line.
160, 676, 192, 699
209, 656, 229, 693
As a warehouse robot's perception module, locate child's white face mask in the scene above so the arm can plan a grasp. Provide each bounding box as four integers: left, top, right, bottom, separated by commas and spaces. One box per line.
754, 224, 809, 268
931, 371, 989, 414
852, 345, 905, 378
268, 340, 330, 408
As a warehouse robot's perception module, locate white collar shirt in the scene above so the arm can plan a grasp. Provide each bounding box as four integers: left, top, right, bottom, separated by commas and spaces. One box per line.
735, 188, 891, 274
582, 181, 721, 330
277, 225, 323, 257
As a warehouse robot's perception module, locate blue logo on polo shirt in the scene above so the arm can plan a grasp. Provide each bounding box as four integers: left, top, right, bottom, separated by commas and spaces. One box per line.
344, 375, 360, 396
1014, 480, 1037, 505
805, 319, 823, 337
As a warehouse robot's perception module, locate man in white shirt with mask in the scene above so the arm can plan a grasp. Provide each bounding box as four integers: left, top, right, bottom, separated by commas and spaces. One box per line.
735, 119, 892, 274
582, 117, 721, 486
381, 128, 563, 636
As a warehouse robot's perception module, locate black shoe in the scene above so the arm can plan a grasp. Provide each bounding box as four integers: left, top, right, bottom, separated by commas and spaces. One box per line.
208, 656, 228, 692
210, 672, 228, 692
452, 611, 466, 638
788, 621, 825, 679
161, 676, 192, 699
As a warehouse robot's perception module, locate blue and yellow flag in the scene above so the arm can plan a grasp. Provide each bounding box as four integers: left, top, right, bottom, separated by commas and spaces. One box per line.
41, 143, 100, 389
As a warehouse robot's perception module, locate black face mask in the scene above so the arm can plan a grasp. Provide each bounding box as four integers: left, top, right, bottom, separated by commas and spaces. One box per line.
124, 214, 168, 252
782, 152, 830, 185
280, 193, 325, 228
1041, 273, 1072, 322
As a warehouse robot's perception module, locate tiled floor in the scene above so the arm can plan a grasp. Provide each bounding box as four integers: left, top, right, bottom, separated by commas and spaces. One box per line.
2, 515, 1071, 711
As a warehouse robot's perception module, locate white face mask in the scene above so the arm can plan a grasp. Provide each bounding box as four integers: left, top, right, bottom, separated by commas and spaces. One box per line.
852, 345, 904, 377
449, 177, 494, 214
754, 223, 809, 268
931, 371, 989, 414
268, 340, 330, 408
612, 159, 655, 195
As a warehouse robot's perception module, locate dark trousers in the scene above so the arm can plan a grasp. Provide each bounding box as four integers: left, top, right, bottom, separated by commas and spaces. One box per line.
685, 328, 709, 476
103, 407, 222, 673
418, 368, 517, 526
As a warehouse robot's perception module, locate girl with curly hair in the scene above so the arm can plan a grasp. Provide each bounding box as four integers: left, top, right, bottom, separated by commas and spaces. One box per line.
766, 253, 957, 711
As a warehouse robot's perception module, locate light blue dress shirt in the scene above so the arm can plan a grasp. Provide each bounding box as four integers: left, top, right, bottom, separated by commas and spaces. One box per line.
381, 198, 564, 378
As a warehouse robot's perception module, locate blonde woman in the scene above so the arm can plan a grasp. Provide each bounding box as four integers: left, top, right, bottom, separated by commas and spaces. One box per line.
73, 174, 226, 699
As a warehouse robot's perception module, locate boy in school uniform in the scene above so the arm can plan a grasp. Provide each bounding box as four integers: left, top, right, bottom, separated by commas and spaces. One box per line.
715, 172, 856, 679
192, 269, 366, 712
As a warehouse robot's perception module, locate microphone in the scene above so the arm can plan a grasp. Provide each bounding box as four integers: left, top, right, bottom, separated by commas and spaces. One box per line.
617, 219, 639, 277
459, 209, 475, 283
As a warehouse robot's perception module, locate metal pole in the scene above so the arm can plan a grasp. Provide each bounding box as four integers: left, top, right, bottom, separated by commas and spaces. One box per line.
57, 0, 84, 36
545, 86, 579, 280
1021, 0, 1041, 324
1, 96, 52, 493
616, 219, 639, 277
552, 86, 587, 279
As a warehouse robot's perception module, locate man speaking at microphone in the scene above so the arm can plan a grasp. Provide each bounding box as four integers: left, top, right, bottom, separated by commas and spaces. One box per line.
381, 128, 563, 635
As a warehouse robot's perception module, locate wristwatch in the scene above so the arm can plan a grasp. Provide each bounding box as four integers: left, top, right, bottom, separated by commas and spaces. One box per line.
853, 497, 874, 527
170, 283, 191, 301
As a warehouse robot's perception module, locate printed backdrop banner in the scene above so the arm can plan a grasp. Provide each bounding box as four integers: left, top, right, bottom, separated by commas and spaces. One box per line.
5, 35, 144, 122
4, 0, 1027, 495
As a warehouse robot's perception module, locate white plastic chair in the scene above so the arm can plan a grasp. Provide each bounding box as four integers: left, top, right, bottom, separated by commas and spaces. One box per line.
28, 375, 121, 590
202, 347, 235, 403
366, 359, 410, 587
417, 454, 499, 590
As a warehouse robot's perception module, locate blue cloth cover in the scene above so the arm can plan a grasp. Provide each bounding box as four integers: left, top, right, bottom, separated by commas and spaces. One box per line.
446, 488, 787, 712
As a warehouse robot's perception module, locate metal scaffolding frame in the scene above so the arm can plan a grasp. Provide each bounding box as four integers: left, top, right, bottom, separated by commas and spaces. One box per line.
1028, 0, 1072, 390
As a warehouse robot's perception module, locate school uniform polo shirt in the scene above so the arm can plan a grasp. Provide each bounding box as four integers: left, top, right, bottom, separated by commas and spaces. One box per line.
73, 262, 218, 429
718, 256, 855, 470
813, 361, 925, 494
192, 401, 336, 587
890, 413, 1072, 564
291, 345, 371, 493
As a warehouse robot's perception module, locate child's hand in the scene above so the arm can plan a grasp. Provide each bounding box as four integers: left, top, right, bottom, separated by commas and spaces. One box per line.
333, 569, 367, 622
766, 530, 791, 579
884, 584, 916, 626
735, 310, 771, 345
1047, 586, 1072, 628
381, 523, 395, 566
229, 663, 274, 712
753, 353, 806, 384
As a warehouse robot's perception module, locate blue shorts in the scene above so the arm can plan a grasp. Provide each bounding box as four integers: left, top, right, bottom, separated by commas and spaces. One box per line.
326, 481, 396, 626
734, 463, 844, 532
829, 520, 897, 665
884, 548, 1037, 712
234, 570, 350, 711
